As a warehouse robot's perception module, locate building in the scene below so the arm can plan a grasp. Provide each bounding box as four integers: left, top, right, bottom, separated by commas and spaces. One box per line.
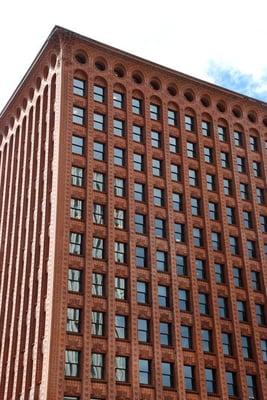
0, 26, 267, 400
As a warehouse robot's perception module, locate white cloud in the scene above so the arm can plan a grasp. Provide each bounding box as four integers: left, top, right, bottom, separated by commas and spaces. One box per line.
1, 0, 267, 111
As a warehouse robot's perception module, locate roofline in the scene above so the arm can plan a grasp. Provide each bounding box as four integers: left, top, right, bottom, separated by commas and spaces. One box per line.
1, 25, 266, 120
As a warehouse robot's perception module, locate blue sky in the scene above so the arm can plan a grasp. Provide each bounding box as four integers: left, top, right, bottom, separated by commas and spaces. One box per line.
207, 63, 267, 102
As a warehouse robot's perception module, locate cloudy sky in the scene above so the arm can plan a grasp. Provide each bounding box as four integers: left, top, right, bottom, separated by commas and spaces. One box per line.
1, 0, 267, 111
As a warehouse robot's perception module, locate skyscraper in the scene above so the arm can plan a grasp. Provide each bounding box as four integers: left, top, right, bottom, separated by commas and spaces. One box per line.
1, 26, 267, 399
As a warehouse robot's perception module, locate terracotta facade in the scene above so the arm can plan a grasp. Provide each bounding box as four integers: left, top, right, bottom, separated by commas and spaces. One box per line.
1, 26, 267, 399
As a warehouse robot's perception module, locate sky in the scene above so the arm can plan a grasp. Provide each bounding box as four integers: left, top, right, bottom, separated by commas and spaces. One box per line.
1, 0, 267, 112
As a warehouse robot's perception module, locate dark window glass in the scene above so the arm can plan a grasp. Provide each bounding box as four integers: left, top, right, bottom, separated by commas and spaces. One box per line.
250, 136, 258, 151
196, 259, 206, 280
260, 215, 267, 233
218, 296, 229, 319
199, 292, 209, 315
193, 227, 203, 247
209, 202, 218, 220
215, 263, 225, 283
252, 161, 262, 177
202, 329, 212, 352
229, 236, 239, 255
176, 255, 187, 276
184, 365, 196, 391
237, 300, 247, 322
211, 231, 221, 251
226, 371, 238, 397
242, 335, 253, 359
251, 271, 261, 291
261, 339, 267, 362
246, 374, 258, 399
136, 246, 147, 268
205, 368, 216, 394
162, 362, 174, 388
233, 267, 243, 288
256, 303, 266, 325
181, 325, 193, 349
226, 206, 236, 225
247, 240, 257, 259
256, 187, 265, 204
222, 332, 233, 356
179, 289, 190, 312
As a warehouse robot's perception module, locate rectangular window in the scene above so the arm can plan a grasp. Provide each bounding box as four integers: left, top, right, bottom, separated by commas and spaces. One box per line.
150, 103, 160, 120
202, 329, 212, 353
185, 115, 194, 131
137, 281, 149, 304
115, 315, 127, 339
113, 91, 124, 109
132, 98, 142, 114
256, 187, 265, 204
92, 273, 104, 297
65, 350, 80, 377
222, 332, 232, 356
69, 232, 83, 255
199, 292, 209, 315
136, 246, 147, 268
242, 335, 252, 359
253, 161, 262, 177
151, 130, 161, 148
93, 85, 105, 102
73, 77, 85, 96
224, 178, 233, 196
169, 136, 179, 153
138, 318, 150, 342
93, 112, 105, 131
202, 120, 211, 136
135, 213, 146, 234
205, 368, 216, 394
234, 131, 243, 147
160, 322, 172, 345
113, 118, 124, 137
193, 227, 203, 247
209, 202, 218, 220
114, 147, 125, 166
174, 222, 185, 242
155, 218, 166, 238
168, 109, 177, 126
176, 255, 187, 276
226, 371, 238, 397
91, 353, 104, 380
93, 172, 105, 192
73, 106, 85, 125
196, 259, 206, 280
114, 242, 126, 264
215, 263, 225, 283
261, 339, 267, 362
218, 125, 227, 141
181, 325, 193, 349
133, 153, 144, 171
162, 362, 174, 388
93, 203, 105, 225
171, 164, 180, 181
250, 136, 258, 151
114, 177, 125, 197
158, 285, 170, 308
218, 296, 229, 319
157, 250, 168, 272
68, 268, 82, 293
67, 308, 81, 333
226, 206, 236, 225
93, 141, 105, 161
233, 267, 243, 288
189, 169, 198, 186
221, 152, 230, 168
139, 359, 151, 385
179, 289, 190, 312
246, 374, 258, 399
154, 187, 164, 207
115, 277, 127, 300
132, 124, 143, 142
184, 365, 196, 391
204, 146, 213, 163
187, 141, 197, 158
260, 215, 267, 232
211, 231, 221, 251
229, 236, 239, 255
71, 166, 84, 187
153, 158, 163, 177
237, 156, 246, 173
173, 192, 183, 211
240, 183, 250, 200
243, 210, 253, 229
206, 174, 216, 191
92, 237, 104, 259
70, 198, 83, 220
72, 135, 84, 156
256, 303, 266, 325
247, 240, 257, 259
114, 209, 125, 229
251, 271, 261, 291
237, 300, 247, 322
91, 311, 104, 336
134, 182, 145, 201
